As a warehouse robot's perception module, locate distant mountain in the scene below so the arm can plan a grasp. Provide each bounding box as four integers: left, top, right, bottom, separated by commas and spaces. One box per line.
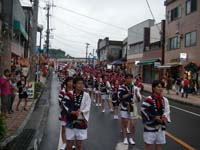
48, 49, 74, 59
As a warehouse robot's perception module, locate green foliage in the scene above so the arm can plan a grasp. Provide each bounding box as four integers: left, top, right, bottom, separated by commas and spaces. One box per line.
0, 115, 6, 141
34, 82, 43, 98
49, 49, 66, 59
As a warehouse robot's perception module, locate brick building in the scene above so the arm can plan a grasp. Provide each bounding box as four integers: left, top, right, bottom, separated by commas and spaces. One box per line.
1, 0, 29, 74
164, 0, 200, 79
97, 37, 123, 66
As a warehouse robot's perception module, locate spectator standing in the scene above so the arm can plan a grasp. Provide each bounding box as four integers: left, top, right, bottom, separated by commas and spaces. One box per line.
166, 75, 172, 94
0, 69, 11, 116
175, 78, 181, 95
181, 77, 189, 98
9, 72, 17, 113
16, 75, 29, 111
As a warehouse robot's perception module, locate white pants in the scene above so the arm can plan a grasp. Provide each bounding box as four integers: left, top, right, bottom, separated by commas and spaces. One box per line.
66, 128, 87, 140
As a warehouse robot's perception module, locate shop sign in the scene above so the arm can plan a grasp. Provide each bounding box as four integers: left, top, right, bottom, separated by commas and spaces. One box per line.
27, 82, 35, 99
180, 53, 187, 61
22, 67, 29, 76
135, 61, 140, 66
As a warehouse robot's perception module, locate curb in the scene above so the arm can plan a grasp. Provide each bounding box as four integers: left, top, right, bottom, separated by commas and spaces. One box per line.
0, 81, 46, 148
28, 72, 52, 150
143, 90, 200, 108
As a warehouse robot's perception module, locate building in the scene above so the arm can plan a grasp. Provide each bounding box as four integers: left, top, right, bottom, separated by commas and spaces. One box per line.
127, 19, 155, 76
1, 0, 29, 72
122, 37, 128, 61
0, 0, 3, 74
97, 37, 123, 66
164, 0, 200, 79
22, 5, 33, 58
137, 21, 165, 83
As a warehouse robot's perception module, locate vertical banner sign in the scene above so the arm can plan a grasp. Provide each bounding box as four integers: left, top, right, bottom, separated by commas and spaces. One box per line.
27, 82, 35, 99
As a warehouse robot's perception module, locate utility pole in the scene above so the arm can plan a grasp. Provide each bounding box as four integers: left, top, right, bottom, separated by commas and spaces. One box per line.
93, 49, 95, 68
161, 20, 165, 66
45, 3, 50, 58
29, 0, 39, 80
86, 43, 90, 64
31, 0, 39, 57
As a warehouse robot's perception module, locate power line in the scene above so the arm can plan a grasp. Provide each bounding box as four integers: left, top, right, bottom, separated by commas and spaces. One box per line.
54, 38, 85, 54
53, 16, 125, 40
55, 34, 91, 46
145, 0, 161, 33
54, 4, 160, 40
53, 16, 105, 38
55, 5, 126, 31
54, 31, 98, 49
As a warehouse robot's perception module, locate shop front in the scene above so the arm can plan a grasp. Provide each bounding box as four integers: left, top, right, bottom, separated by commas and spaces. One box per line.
137, 58, 161, 83
158, 62, 183, 80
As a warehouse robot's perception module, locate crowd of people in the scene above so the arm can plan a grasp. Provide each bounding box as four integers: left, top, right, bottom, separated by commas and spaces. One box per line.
163, 74, 199, 98
0, 69, 30, 117
57, 64, 171, 150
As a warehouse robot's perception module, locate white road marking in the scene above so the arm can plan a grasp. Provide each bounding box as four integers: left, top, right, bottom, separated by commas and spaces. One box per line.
115, 142, 128, 150
142, 95, 200, 117
170, 105, 200, 117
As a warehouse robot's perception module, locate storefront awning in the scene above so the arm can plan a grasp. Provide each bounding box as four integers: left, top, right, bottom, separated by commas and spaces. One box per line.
14, 20, 28, 40
157, 62, 182, 69
110, 59, 123, 65
137, 58, 160, 65
157, 65, 171, 68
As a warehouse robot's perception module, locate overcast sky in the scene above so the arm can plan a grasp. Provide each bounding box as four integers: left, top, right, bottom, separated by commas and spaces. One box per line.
20, 0, 165, 57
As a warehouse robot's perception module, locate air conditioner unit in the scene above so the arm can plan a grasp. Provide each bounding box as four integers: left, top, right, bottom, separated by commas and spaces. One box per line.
178, 34, 183, 39
175, 30, 179, 35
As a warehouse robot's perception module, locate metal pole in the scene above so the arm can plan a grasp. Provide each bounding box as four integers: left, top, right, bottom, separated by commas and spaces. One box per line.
93, 49, 95, 68
86, 43, 89, 64
46, 3, 50, 58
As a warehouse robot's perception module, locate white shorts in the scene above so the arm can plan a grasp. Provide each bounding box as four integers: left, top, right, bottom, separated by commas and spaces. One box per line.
87, 88, 92, 92
101, 94, 109, 100
120, 111, 138, 119
95, 90, 99, 94
143, 131, 166, 144
66, 128, 87, 140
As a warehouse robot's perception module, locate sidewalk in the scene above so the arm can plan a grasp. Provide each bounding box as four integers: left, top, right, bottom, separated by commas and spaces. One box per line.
0, 75, 47, 147
143, 83, 200, 107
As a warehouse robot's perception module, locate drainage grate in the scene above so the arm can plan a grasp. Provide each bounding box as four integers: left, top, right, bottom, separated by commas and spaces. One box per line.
4, 129, 36, 150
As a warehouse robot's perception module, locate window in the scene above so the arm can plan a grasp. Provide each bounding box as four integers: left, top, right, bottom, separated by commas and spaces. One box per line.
185, 31, 197, 47
169, 36, 181, 50
168, 5, 181, 22
186, 0, 197, 15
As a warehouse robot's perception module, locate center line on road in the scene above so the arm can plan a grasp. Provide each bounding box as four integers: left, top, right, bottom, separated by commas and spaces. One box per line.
138, 116, 197, 150
165, 131, 197, 150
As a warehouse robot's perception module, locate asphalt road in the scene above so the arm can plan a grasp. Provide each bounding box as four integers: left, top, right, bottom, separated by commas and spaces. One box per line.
39, 72, 61, 150
141, 91, 200, 150
40, 75, 200, 150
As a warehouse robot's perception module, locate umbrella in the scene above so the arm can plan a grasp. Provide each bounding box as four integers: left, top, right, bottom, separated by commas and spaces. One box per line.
184, 62, 199, 72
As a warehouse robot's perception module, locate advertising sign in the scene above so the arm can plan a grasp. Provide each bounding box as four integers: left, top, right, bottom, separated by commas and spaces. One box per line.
27, 82, 35, 99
